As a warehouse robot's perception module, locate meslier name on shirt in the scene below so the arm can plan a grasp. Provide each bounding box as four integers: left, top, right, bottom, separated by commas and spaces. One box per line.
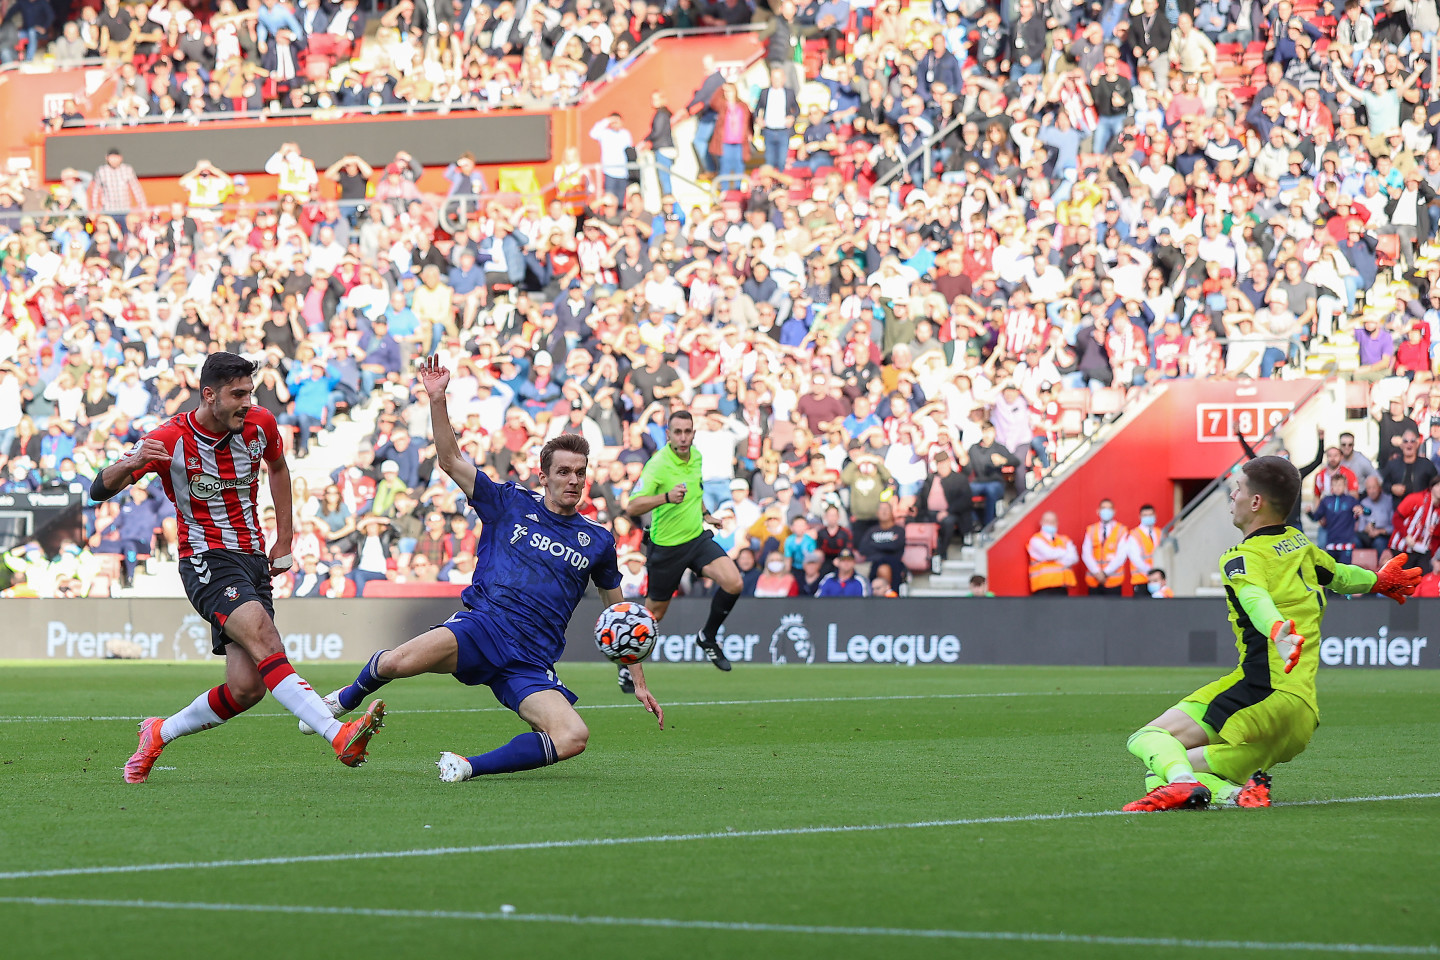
1270, 532, 1311, 556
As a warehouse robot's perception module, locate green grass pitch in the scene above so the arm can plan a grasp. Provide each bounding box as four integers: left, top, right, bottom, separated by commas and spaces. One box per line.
1, 662, 1437, 959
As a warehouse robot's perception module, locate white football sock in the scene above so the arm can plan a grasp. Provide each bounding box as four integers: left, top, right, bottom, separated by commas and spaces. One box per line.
269, 673, 343, 743
159, 691, 224, 743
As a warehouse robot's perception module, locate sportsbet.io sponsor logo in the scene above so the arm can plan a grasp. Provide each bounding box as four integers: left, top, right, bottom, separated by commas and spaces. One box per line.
1319, 626, 1428, 668
189, 472, 256, 500
645, 613, 962, 665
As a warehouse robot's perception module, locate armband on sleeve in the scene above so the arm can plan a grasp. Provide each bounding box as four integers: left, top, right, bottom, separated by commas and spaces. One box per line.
89, 472, 121, 503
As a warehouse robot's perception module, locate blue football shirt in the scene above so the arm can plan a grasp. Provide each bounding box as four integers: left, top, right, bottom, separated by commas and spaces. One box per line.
461, 472, 621, 664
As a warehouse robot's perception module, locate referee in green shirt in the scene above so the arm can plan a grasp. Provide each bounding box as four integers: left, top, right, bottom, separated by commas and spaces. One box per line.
624, 409, 743, 689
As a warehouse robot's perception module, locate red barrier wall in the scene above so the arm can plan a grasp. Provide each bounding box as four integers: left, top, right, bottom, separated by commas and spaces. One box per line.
986, 380, 1324, 597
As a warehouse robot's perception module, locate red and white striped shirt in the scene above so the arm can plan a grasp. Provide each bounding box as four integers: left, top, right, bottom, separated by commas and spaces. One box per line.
130, 407, 283, 558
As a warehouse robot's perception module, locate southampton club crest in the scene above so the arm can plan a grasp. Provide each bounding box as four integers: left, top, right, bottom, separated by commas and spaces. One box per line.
577, 532, 591, 547
769, 613, 815, 664
247, 438, 265, 461
225, 586, 239, 601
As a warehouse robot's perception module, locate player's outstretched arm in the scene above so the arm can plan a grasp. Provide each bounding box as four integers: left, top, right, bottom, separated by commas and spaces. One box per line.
601, 586, 663, 729
418, 354, 478, 500
1368, 554, 1422, 604
89, 436, 171, 502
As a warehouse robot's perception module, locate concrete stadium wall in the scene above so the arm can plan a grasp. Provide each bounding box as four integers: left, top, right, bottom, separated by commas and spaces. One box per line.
9, 598, 1435, 669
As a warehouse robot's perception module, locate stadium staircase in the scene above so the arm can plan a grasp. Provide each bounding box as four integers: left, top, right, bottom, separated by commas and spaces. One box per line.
1154, 380, 1375, 597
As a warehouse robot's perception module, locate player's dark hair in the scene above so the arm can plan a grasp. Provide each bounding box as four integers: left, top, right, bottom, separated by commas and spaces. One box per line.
540, 433, 589, 474
1242, 456, 1301, 518
668, 409, 693, 427
199, 352, 258, 393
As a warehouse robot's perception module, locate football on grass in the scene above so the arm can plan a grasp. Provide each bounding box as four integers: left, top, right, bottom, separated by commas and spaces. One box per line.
594, 602, 657, 664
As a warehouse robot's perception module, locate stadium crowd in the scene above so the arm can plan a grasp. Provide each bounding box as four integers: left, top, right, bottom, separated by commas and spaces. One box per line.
4, 0, 1440, 600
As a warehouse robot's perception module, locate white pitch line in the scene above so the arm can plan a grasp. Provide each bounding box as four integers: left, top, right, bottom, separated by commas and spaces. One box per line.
0, 688, 1174, 723
0, 897, 1435, 955
1, 792, 1436, 883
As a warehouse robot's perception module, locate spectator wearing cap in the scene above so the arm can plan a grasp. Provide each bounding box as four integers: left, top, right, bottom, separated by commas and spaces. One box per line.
281, 360, 339, 458
375, 427, 421, 490
547, 398, 606, 450
816, 547, 870, 597
517, 350, 563, 417
796, 549, 826, 596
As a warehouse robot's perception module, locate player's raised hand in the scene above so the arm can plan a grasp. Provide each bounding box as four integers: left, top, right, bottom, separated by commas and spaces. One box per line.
126, 436, 173, 468
1270, 619, 1304, 674
417, 354, 451, 400
1372, 553, 1422, 604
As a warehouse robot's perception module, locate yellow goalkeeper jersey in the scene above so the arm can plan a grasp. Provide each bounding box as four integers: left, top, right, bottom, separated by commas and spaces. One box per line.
1217, 524, 1378, 719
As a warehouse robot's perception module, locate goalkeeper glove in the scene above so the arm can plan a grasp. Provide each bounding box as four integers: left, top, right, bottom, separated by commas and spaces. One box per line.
1270, 619, 1304, 674
1371, 553, 1422, 605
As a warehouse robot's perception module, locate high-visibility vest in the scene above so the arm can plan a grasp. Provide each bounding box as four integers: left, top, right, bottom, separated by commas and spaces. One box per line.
276, 158, 316, 198
1129, 526, 1159, 585
1028, 534, 1078, 592
1084, 521, 1129, 588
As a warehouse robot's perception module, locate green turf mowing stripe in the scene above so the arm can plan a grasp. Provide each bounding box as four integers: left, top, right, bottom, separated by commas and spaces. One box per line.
0, 688, 1185, 723
3, 792, 1436, 882
1, 897, 1436, 955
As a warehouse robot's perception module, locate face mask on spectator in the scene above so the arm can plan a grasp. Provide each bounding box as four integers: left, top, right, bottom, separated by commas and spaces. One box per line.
766, 559, 786, 574
1148, 581, 1164, 596
1098, 508, 1115, 522
1140, 514, 1155, 529
1041, 523, 1057, 537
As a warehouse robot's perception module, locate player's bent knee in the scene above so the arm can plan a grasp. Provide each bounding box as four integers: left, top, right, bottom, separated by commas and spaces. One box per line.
551, 721, 589, 760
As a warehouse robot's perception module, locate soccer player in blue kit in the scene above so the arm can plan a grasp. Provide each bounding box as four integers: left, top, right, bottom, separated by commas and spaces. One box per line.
311, 355, 664, 782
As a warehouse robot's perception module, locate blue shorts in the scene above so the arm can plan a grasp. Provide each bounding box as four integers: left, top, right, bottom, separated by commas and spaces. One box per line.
441, 609, 578, 713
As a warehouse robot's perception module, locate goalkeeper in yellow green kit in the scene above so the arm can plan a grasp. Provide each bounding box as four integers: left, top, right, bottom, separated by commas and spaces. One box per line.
1122, 456, 1422, 812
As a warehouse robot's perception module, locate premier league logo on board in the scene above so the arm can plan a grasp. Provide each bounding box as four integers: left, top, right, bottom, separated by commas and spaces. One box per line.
577, 532, 591, 547
769, 613, 815, 664
173, 613, 213, 660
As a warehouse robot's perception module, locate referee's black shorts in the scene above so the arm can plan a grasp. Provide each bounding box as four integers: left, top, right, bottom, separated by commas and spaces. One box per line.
646, 530, 728, 602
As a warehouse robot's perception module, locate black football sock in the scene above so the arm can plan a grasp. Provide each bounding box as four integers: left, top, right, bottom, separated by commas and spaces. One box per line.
701, 589, 740, 641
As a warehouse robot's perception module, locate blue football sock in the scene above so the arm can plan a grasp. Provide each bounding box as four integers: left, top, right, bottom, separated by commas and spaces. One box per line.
338, 650, 391, 711
467, 732, 557, 776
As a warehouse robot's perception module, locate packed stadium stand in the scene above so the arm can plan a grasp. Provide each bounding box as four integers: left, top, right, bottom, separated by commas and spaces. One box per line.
2, 0, 1440, 601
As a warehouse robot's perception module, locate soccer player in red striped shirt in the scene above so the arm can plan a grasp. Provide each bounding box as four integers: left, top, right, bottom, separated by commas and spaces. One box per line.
88, 352, 385, 782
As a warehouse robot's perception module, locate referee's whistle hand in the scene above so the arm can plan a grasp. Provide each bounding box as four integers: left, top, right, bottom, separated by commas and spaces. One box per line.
669, 483, 687, 501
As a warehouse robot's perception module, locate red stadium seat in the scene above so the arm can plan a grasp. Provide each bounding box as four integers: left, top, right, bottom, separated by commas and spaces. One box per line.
905, 522, 939, 550
1089, 387, 1126, 418
1058, 388, 1091, 414
360, 581, 466, 598
903, 542, 932, 574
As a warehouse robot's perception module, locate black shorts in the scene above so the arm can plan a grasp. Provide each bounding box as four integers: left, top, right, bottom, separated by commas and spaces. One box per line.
646, 530, 728, 602
179, 549, 275, 655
